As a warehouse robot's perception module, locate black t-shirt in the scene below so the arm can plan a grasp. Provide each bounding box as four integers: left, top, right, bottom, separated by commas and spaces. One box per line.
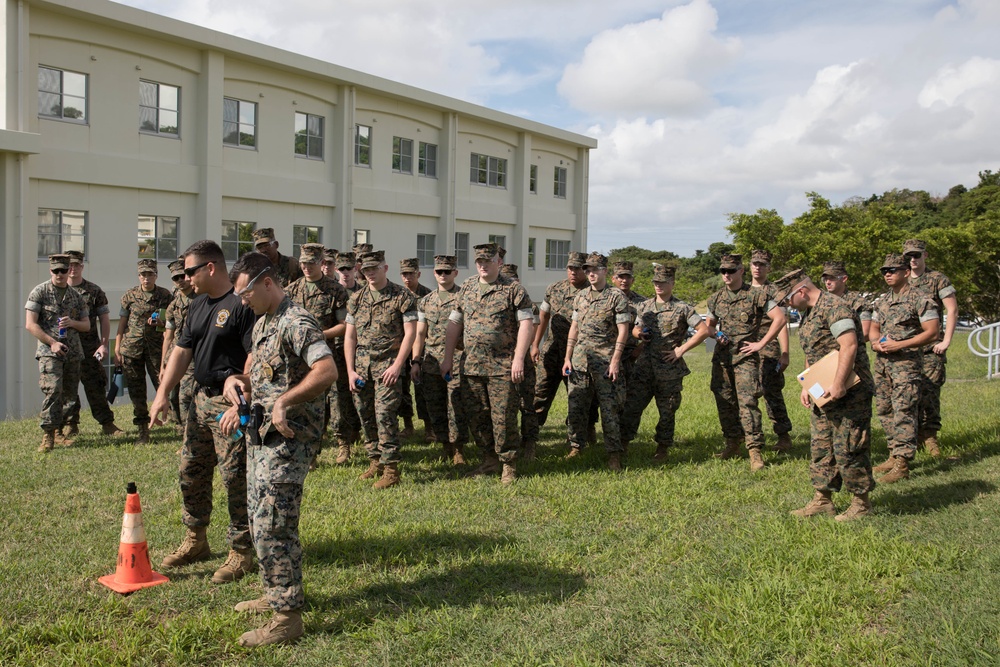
176, 288, 256, 388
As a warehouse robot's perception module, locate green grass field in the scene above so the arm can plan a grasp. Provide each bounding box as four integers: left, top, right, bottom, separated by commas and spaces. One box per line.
2, 332, 999, 666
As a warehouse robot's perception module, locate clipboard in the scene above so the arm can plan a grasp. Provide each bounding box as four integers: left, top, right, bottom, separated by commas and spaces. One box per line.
795, 349, 859, 407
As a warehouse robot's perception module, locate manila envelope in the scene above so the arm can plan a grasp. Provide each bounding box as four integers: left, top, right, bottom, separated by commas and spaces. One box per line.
795, 349, 859, 408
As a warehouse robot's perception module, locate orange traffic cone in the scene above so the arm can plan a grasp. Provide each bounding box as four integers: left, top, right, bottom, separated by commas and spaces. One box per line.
99, 482, 169, 594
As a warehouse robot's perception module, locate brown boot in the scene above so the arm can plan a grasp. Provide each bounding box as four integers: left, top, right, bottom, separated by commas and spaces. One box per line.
425, 428, 436, 444
135, 424, 150, 445
373, 462, 401, 489
452, 444, 466, 466
401, 417, 415, 438
835, 492, 872, 522
102, 422, 124, 436
587, 424, 598, 447
920, 431, 941, 458
773, 433, 792, 453
63, 423, 80, 438
878, 457, 910, 484
467, 453, 501, 477
212, 548, 255, 583
501, 462, 517, 485
622, 440, 630, 456
161, 526, 211, 568
359, 459, 383, 480
565, 445, 583, 459
238, 610, 303, 648
235, 597, 271, 614
54, 428, 75, 447
521, 440, 536, 462
749, 447, 765, 472
608, 452, 622, 471
652, 443, 669, 461
714, 437, 741, 460
791, 490, 836, 518
335, 443, 351, 465
39, 430, 56, 453
441, 442, 455, 462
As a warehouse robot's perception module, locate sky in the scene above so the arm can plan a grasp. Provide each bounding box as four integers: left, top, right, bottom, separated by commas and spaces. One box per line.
114, 0, 1000, 255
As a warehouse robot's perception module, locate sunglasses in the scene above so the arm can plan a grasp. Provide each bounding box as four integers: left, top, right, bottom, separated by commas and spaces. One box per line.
51, 268, 69, 275
904, 252, 922, 259
184, 261, 212, 277
171, 274, 186, 282
880, 267, 904, 275
236, 267, 272, 298
434, 269, 453, 275
719, 268, 739, 275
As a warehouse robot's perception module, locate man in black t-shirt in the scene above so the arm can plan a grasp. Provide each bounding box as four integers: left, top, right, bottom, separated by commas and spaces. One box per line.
150, 240, 258, 585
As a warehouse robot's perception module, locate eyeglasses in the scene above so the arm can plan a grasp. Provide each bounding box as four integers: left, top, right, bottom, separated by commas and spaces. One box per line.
184, 261, 212, 277
171, 275, 186, 282
51, 268, 68, 275
880, 267, 903, 275
904, 252, 922, 259
434, 269, 453, 275
236, 267, 271, 298
719, 268, 739, 275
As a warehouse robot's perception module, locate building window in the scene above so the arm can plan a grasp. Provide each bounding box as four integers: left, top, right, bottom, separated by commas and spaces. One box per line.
419, 142, 437, 178
294, 112, 324, 160
354, 229, 370, 245
554, 167, 567, 198
38, 66, 87, 123
546, 239, 570, 270
38, 209, 86, 258
528, 238, 536, 269
137, 215, 179, 262
489, 234, 507, 251
222, 221, 256, 262
139, 81, 179, 137
393, 137, 413, 173
355, 125, 371, 166
224, 98, 257, 148
470, 153, 507, 188
529, 165, 538, 194
293, 225, 322, 257
455, 232, 469, 269
416, 234, 436, 268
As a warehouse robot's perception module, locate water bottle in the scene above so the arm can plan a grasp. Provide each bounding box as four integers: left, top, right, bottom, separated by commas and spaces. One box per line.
355, 378, 366, 389
150, 311, 159, 329
444, 373, 453, 382
156, 308, 167, 333
715, 330, 730, 346
641, 327, 652, 341
564, 367, 572, 376
216, 390, 249, 443
58, 315, 66, 340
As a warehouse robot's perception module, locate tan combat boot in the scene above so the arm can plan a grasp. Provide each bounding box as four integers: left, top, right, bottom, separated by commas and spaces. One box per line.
335, 443, 351, 465
878, 457, 910, 484
212, 548, 255, 583
835, 492, 872, 522
373, 462, 401, 489
135, 424, 150, 445
359, 459, 383, 480
652, 443, 669, 461
773, 433, 792, 453
63, 423, 80, 438
452, 444, 466, 466
748, 447, 765, 472
238, 610, 303, 648
467, 453, 501, 477
161, 526, 211, 568
521, 440, 537, 462
234, 597, 271, 614
501, 462, 517, 485
102, 422, 124, 436
872, 456, 896, 473
791, 490, 836, 518
39, 430, 56, 453
425, 427, 436, 444
714, 437, 741, 460
920, 431, 941, 458
565, 446, 583, 459
54, 428, 75, 447
608, 452, 622, 471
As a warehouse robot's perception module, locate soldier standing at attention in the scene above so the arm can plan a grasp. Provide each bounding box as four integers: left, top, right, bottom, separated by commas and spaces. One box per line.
344, 250, 418, 489
412, 255, 470, 465
330, 251, 363, 463
64, 250, 123, 437
161, 259, 196, 434
116, 258, 173, 444
777, 271, 876, 522
706, 253, 787, 471
252, 228, 302, 288
904, 239, 958, 457
869, 253, 939, 484
219, 252, 336, 647
499, 263, 540, 460
821, 261, 873, 339
442, 243, 534, 484
621, 264, 710, 460
748, 249, 793, 453
562, 252, 631, 469
611, 261, 647, 404
25, 254, 90, 451
398, 258, 432, 438
150, 240, 258, 585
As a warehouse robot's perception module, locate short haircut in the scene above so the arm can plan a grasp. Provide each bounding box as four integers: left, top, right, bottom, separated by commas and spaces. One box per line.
184, 240, 226, 268
232, 251, 274, 281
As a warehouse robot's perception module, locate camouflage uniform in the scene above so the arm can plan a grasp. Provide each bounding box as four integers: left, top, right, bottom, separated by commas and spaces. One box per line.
252, 227, 302, 288
534, 265, 583, 426
500, 263, 539, 446
346, 274, 418, 464
247, 297, 332, 612
65, 266, 116, 428
119, 268, 173, 426
872, 284, 937, 461
330, 253, 363, 447
907, 260, 955, 435
417, 276, 470, 449
164, 285, 195, 427
398, 262, 432, 427
25, 265, 88, 432
798, 291, 876, 494
752, 280, 792, 437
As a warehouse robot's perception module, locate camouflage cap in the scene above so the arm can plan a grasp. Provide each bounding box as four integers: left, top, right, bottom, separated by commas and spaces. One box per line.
167, 260, 186, 277
500, 264, 519, 280
821, 260, 847, 278
902, 239, 926, 255
613, 260, 634, 276
751, 249, 772, 265
498, 246, 507, 260
434, 255, 457, 271
566, 251, 587, 268
352, 243, 373, 255
137, 258, 158, 273
322, 248, 338, 262
359, 250, 385, 270
49, 254, 70, 270
583, 252, 608, 269
335, 251, 357, 270
299, 242, 325, 263
252, 227, 275, 245
770, 268, 808, 305
473, 243, 499, 260
651, 263, 676, 281
720, 253, 743, 269
881, 253, 908, 270
400, 258, 420, 273
65, 250, 85, 265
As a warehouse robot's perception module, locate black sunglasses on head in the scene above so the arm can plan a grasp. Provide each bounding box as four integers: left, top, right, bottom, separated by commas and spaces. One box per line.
719, 268, 739, 275
881, 267, 903, 275
184, 261, 212, 277
51, 268, 68, 275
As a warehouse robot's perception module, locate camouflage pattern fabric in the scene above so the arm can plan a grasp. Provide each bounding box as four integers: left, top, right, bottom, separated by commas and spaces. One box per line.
273, 253, 303, 289
122, 354, 161, 426
908, 269, 955, 434
399, 282, 432, 423
37, 355, 82, 431
710, 362, 763, 446
751, 282, 792, 437
165, 290, 195, 426
463, 375, 520, 462
845, 291, 873, 323
706, 283, 772, 365
120, 285, 172, 425
534, 278, 581, 426
417, 285, 470, 446
66, 277, 115, 426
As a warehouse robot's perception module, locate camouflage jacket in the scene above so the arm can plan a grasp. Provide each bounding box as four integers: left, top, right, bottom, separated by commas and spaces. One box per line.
274, 253, 303, 289
571, 285, 631, 370
908, 269, 955, 346
286, 275, 349, 349
871, 285, 937, 359
249, 297, 332, 446
707, 282, 774, 365
25, 281, 89, 359
844, 291, 873, 322
418, 285, 463, 370
621, 290, 647, 358
408, 283, 433, 298
70, 278, 109, 352
119, 285, 173, 358
346, 280, 417, 366
452, 275, 533, 377
634, 296, 704, 380
799, 291, 874, 394
164, 289, 193, 361
751, 282, 784, 359
540, 279, 581, 351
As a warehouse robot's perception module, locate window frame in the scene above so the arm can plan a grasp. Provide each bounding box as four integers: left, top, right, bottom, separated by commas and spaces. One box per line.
139, 80, 180, 138
488, 234, 507, 251
416, 234, 436, 268
545, 239, 571, 270
455, 232, 470, 269
527, 237, 536, 269
293, 225, 323, 258
294, 111, 325, 160
221, 221, 257, 262
37, 66, 88, 124
355, 125, 372, 166
37, 209, 87, 259
393, 137, 413, 174
418, 142, 438, 178
470, 153, 508, 189
223, 97, 258, 149
137, 215, 180, 262
554, 166, 568, 199
354, 229, 370, 245
529, 164, 538, 194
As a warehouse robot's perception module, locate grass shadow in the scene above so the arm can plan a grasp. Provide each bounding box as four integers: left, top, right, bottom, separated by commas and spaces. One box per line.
306, 529, 516, 568
875, 479, 997, 515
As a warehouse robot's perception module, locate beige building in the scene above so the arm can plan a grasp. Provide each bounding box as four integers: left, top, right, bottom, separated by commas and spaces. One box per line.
0, 0, 595, 419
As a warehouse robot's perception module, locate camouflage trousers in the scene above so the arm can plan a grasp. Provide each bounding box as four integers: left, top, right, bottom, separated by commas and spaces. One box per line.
122, 352, 161, 426
421, 355, 470, 447
808, 386, 875, 495
37, 354, 81, 431
179, 388, 251, 551
621, 361, 683, 446
534, 340, 599, 429
518, 360, 539, 444
169, 368, 196, 430
330, 349, 361, 446
760, 355, 792, 436
65, 347, 115, 427
463, 374, 520, 463
710, 359, 765, 449
874, 353, 921, 460
247, 429, 319, 612
918, 350, 946, 434
352, 358, 403, 464
398, 371, 429, 422
567, 359, 625, 453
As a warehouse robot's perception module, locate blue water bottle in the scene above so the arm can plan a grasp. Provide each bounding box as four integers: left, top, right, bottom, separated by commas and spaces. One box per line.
355, 378, 366, 389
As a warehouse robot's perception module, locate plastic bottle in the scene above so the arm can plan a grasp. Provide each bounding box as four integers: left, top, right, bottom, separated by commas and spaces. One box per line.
355, 378, 366, 389
156, 308, 167, 333
715, 330, 730, 345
